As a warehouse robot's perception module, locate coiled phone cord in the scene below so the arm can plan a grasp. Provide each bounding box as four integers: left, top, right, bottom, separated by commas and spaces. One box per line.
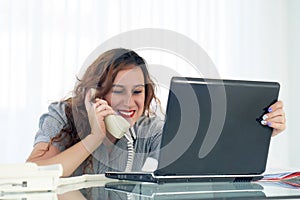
124, 127, 136, 172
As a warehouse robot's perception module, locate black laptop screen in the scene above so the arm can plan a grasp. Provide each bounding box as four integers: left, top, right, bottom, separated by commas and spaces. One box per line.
156, 77, 279, 176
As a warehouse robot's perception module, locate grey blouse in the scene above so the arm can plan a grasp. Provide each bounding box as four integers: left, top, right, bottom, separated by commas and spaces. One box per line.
33, 101, 163, 176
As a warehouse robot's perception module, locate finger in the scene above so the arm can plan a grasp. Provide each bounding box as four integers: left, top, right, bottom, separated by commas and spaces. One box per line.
268, 100, 284, 112
95, 104, 113, 113
261, 115, 285, 126
269, 109, 286, 123
268, 116, 286, 124
100, 109, 115, 117
94, 99, 108, 108
263, 109, 285, 120
94, 109, 115, 123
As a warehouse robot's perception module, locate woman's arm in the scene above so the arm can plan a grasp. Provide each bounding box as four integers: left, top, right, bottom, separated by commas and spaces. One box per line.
27, 90, 115, 177
26, 134, 103, 177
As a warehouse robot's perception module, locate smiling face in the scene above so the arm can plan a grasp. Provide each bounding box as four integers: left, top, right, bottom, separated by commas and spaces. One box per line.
104, 65, 145, 126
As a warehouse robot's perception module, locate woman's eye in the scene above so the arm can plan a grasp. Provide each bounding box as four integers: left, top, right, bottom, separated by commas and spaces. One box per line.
112, 90, 123, 94
133, 90, 142, 94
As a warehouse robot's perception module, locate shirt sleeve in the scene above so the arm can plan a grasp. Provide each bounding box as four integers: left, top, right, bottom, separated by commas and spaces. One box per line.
33, 102, 69, 151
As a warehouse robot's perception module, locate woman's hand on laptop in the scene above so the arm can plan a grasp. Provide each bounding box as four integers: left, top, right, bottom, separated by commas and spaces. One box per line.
260, 100, 286, 137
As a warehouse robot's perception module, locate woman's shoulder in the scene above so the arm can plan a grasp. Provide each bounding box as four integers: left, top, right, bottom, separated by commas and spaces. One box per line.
47, 100, 68, 112
35, 99, 73, 150
41, 100, 71, 125
48, 98, 73, 114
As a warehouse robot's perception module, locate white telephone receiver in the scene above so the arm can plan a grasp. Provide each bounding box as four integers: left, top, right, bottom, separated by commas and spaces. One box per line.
90, 88, 130, 139
104, 115, 130, 139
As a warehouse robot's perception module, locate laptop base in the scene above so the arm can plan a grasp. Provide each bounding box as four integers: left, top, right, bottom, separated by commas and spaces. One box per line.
105, 171, 263, 184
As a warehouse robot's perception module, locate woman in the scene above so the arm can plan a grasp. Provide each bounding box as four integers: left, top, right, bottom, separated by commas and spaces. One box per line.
26, 48, 286, 177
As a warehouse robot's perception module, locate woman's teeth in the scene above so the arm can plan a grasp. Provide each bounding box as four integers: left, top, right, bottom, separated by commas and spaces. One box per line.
119, 110, 134, 118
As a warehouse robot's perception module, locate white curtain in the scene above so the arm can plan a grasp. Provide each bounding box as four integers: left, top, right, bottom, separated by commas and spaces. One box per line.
0, 0, 299, 170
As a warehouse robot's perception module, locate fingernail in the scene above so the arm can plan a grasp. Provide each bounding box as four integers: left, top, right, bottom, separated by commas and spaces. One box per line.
267, 122, 272, 126
262, 114, 268, 120
268, 107, 273, 112
261, 120, 267, 125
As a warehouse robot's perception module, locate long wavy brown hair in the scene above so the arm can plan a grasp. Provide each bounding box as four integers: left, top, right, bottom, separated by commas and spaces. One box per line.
50, 48, 159, 175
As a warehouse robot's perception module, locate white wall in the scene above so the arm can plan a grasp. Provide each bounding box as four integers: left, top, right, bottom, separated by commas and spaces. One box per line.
286, 0, 300, 168
0, 0, 299, 171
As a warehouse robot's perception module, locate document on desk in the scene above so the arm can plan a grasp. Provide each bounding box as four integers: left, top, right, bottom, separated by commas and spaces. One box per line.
261, 170, 300, 188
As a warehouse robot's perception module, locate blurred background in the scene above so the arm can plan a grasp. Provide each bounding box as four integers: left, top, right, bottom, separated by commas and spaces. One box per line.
0, 0, 299, 171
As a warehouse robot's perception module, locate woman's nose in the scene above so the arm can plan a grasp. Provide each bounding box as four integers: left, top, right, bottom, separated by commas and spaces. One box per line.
124, 94, 134, 107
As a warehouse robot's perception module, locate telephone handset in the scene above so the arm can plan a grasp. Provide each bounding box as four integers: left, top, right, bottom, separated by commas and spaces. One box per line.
90, 88, 130, 139
104, 115, 130, 139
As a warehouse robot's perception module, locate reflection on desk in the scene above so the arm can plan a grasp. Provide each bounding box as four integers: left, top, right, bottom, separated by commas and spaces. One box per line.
58, 181, 300, 200
104, 182, 266, 199
3, 180, 300, 200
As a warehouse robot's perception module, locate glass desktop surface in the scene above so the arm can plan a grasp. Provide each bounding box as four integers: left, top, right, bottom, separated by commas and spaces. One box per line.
3, 181, 300, 199
55, 181, 300, 200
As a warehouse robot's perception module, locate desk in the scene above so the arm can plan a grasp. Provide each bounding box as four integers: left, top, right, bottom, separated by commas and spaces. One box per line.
2, 181, 300, 200
0, 181, 300, 200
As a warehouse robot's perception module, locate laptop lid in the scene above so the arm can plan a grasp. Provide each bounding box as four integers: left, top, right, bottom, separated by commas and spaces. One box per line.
154, 77, 280, 176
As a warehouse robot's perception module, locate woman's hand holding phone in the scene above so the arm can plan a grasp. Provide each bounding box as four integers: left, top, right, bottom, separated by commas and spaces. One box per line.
84, 88, 130, 141
84, 89, 115, 142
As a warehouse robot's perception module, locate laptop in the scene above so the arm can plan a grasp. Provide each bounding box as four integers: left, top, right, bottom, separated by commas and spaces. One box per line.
105, 77, 280, 183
